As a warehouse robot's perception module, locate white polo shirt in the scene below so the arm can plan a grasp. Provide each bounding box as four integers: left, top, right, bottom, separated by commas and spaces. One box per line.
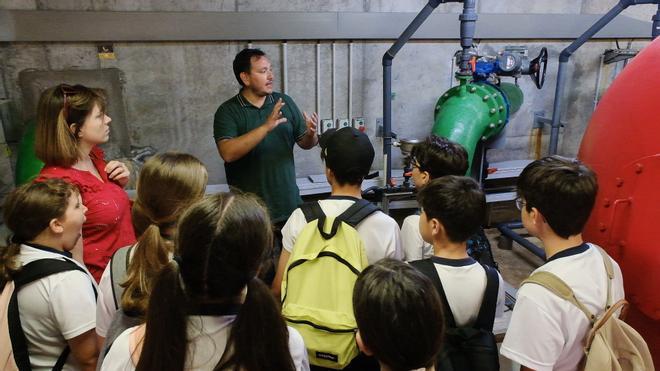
401, 214, 433, 262
282, 196, 403, 264
16, 243, 97, 371
101, 317, 310, 371
429, 256, 506, 327
500, 243, 625, 371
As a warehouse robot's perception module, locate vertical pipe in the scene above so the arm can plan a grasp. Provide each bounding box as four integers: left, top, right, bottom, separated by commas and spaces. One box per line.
282, 41, 288, 95
348, 41, 353, 119
316, 41, 321, 115
593, 53, 604, 111
653, 5, 660, 39
332, 41, 336, 120
383, 1, 439, 187
458, 0, 478, 75
549, 1, 628, 155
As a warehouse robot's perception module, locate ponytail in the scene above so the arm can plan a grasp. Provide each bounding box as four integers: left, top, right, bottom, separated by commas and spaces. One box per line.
0, 237, 22, 285
121, 221, 173, 316
217, 277, 295, 371
135, 263, 187, 371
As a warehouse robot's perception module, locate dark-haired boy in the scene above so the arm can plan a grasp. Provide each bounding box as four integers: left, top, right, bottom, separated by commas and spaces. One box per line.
272, 127, 402, 297
401, 135, 468, 261
500, 156, 625, 371
413, 176, 505, 328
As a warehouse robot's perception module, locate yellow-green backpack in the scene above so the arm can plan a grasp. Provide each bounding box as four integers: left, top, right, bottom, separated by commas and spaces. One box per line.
281, 200, 377, 369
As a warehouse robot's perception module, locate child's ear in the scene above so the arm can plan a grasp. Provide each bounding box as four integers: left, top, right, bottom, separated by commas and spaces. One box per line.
49, 218, 65, 235
420, 170, 430, 185
430, 218, 445, 238
530, 207, 546, 225
355, 331, 373, 356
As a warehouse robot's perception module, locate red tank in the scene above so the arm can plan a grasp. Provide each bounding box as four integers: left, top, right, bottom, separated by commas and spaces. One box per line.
578, 37, 660, 361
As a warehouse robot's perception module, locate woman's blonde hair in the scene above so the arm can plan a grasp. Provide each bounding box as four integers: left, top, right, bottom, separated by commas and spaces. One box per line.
34, 84, 107, 167
1, 179, 79, 283
120, 152, 208, 315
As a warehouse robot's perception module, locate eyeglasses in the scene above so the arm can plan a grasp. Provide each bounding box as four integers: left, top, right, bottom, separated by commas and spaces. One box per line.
410, 156, 423, 171
515, 196, 527, 211
60, 84, 77, 122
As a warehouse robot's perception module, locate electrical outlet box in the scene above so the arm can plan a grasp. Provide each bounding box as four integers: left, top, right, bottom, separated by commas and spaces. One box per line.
336, 118, 350, 129
375, 117, 383, 137
352, 117, 366, 132
320, 119, 335, 133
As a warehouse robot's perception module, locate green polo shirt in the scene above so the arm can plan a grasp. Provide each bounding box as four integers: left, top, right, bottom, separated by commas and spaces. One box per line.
214, 91, 307, 223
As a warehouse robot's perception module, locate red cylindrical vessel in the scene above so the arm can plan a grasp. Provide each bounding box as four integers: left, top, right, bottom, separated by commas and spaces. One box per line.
578, 37, 660, 362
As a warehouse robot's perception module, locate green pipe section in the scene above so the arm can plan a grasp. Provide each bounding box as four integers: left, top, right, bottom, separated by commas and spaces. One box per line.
432, 76, 513, 174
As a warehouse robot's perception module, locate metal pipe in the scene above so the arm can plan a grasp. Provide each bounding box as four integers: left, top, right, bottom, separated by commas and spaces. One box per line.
332, 41, 336, 119
548, 0, 632, 155
282, 41, 288, 95
653, 4, 660, 39
458, 0, 477, 75
497, 222, 547, 260
593, 53, 605, 111
382, 0, 445, 185
348, 41, 353, 119
316, 41, 321, 115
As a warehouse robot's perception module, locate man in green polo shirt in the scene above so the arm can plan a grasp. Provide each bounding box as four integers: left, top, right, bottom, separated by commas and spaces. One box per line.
214, 48, 318, 225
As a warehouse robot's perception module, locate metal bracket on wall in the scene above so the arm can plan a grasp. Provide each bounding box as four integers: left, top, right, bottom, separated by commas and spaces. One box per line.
533, 111, 565, 130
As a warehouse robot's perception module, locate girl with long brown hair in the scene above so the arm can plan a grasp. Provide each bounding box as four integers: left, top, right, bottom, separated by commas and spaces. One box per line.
95, 152, 208, 353
101, 193, 309, 371
34, 84, 135, 282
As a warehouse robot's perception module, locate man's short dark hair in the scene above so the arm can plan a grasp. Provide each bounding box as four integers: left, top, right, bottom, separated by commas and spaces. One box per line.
233, 48, 266, 86
517, 155, 598, 239
417, 176, 485, 243
353, 259, 444, 371
410, 135, 468, 179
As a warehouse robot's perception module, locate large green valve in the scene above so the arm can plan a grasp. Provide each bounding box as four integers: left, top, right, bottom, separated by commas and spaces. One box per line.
433, 75, 522, 173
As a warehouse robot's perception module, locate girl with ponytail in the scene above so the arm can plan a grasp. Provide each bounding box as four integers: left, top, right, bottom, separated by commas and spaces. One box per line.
95, 152, 207, 351
101, 193, 309, 371
34, 84, 135, 282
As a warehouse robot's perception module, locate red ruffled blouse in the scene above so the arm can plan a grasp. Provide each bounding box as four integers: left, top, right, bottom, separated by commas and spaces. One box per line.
36, 146, 136, 282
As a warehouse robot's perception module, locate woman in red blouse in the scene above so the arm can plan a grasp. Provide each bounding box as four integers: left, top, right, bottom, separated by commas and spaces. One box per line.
34, 84, 136, 282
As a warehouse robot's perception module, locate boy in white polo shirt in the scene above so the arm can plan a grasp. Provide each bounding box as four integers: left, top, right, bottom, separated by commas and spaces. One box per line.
500, 156, 625, 371
400, 135, 468, 261
272, 127, 402, 298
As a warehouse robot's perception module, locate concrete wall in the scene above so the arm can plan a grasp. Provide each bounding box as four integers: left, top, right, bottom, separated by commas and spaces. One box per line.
0, 0, 656, 185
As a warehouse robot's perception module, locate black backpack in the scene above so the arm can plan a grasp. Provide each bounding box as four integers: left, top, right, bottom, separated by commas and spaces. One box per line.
410, 259, 500, 371
1, 258, 96, 371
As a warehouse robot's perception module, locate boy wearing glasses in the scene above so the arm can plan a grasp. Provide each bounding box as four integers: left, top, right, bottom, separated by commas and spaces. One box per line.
401, 135, 469, 261
500, 156, 625, 371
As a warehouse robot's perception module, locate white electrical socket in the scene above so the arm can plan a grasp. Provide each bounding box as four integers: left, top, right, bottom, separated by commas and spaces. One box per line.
336, 118, 350, 129
320, 119, 335, 133
352, 117, 366, 132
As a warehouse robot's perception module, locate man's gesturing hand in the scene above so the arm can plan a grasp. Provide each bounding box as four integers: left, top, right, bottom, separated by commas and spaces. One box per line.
264, 98, 288, 131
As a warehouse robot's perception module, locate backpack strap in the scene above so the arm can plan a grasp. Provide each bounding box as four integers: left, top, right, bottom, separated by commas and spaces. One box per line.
300, 202, 325, 223
474, 265, 499, 331
410, 259, 457, 328
9, 259, 88, 371
593, 245, 614, 308
337, 199, 379, 228
110, 245, 134, 311
522, 271, 596, 324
